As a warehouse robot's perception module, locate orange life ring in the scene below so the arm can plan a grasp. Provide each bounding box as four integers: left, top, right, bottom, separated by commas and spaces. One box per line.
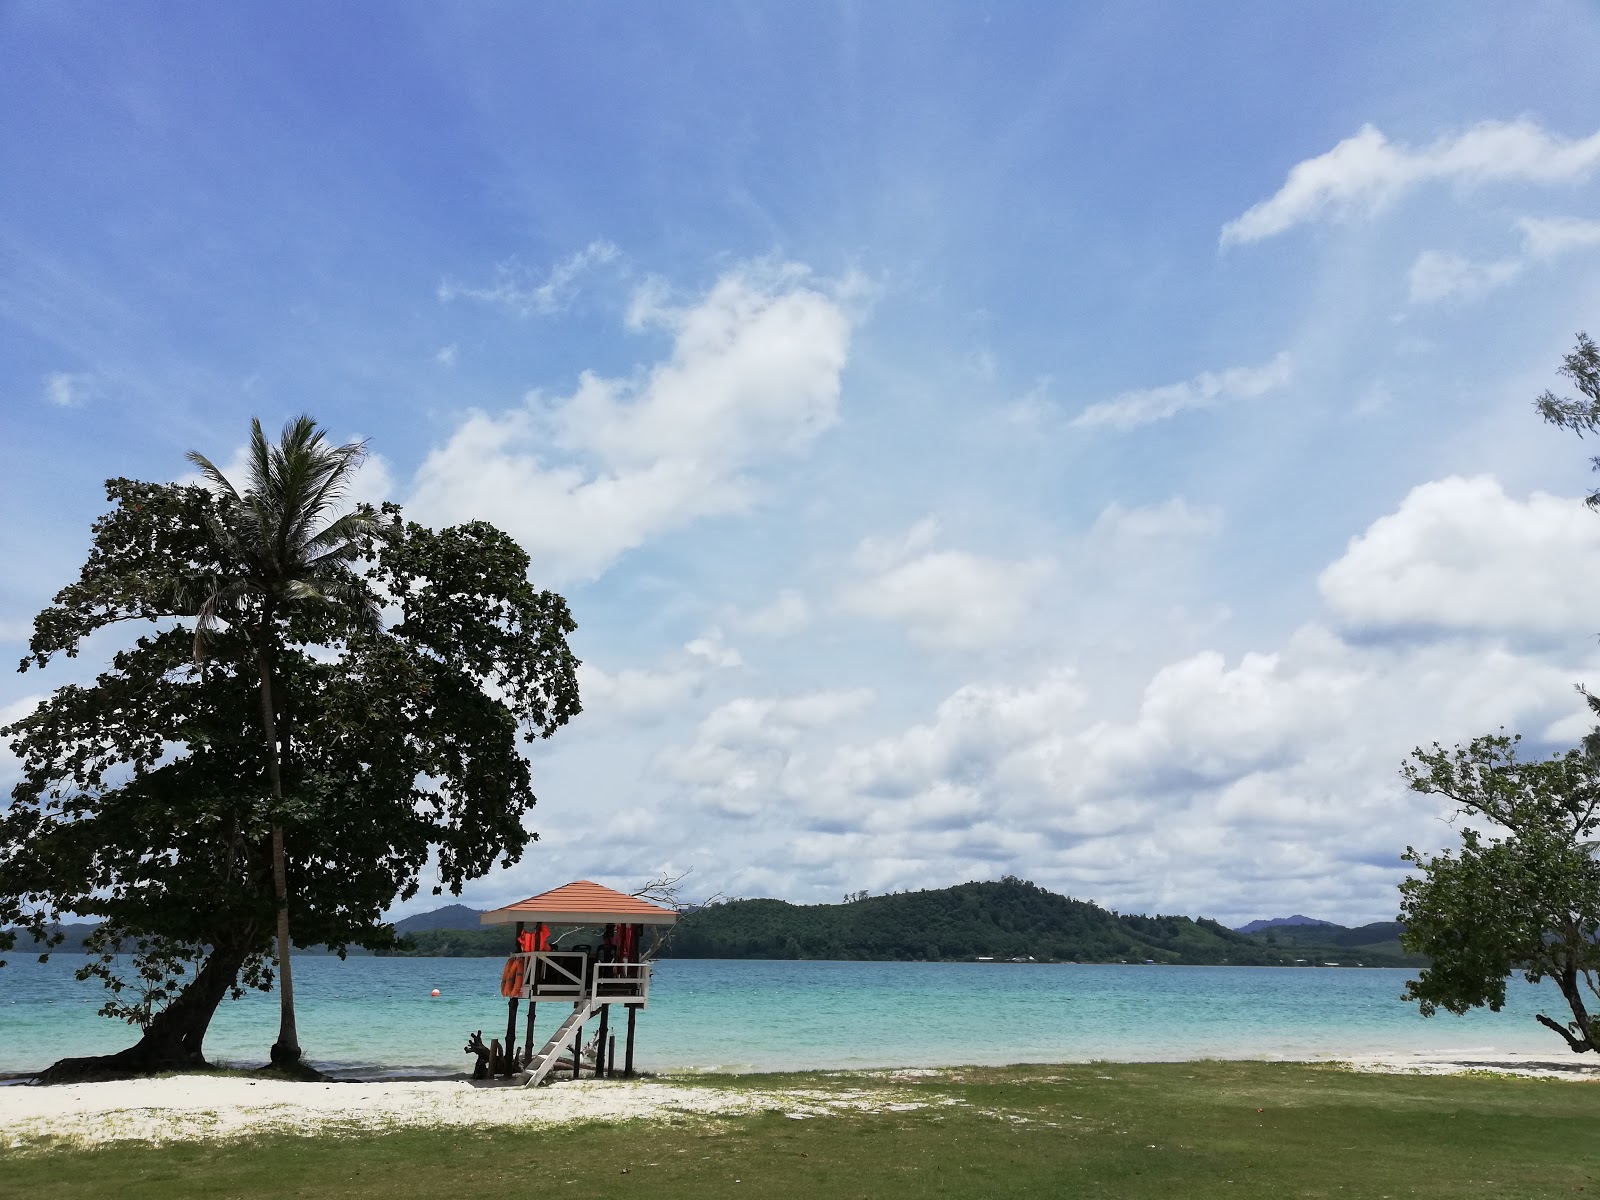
500, 955, 526, 998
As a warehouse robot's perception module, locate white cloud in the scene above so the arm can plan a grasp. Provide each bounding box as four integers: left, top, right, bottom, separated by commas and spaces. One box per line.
408, 264, 853, 583
438, 240, 620, 317
1516, 214, 1600, 260
434, 344, 458, 367
1406, 250, 1523, 304
733, 589, 811, 637
575, 662, 701, 725
659, 688, 875, 816
44, 372, 86, 407
1318, 475, 1600, 640
684, 627, 744, 670
1091, 498, 1223, 542
1222, 120, 1600, 246
636, 473, 1600, 921
1406, 215, 1600, 306
667, 617, 1596, 919
1069, 353, 1291, 432
575, 629, 746, 728
839, 518, 1051, 651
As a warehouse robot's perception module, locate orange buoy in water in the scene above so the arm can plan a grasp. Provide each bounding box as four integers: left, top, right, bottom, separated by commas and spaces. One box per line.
431, 989, 441, 997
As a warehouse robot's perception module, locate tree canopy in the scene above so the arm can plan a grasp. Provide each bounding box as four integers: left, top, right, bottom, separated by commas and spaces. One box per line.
0, 472, 581, 1080
1398, 734, 1600, 1054
188, 415, 384, 1071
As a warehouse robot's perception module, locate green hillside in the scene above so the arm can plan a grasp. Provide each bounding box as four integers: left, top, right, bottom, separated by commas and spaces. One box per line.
662, 878, 1420, 966
5, 887, 1424, 966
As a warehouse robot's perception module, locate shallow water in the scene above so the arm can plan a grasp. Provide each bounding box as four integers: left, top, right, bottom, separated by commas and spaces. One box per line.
0, 955, 1572, 1077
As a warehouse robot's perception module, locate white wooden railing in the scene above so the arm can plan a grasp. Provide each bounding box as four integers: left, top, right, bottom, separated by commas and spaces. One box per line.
507, 952, 652, 1007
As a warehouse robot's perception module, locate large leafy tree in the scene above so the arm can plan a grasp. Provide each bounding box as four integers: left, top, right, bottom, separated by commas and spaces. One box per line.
0, 430, 581, 1082
1398, 734, 1600, 1055
185, 417, 377, 1070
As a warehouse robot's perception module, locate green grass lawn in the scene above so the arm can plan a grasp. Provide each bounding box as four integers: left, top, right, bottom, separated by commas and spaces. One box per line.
3, 1062, 1596, 1199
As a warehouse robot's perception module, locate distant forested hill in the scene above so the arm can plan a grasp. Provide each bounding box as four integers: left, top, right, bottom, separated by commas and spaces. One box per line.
6, 884, 1421, 965
661, 878, 1424, 967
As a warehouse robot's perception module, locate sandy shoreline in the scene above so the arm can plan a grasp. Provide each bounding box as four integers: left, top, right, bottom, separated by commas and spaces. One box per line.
2, 1054, 1594, 1150
0, 1073, 947, 1149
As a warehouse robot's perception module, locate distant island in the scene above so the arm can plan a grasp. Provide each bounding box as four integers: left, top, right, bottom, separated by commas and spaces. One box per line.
373, 878, 1420, 967
6, 879, 1419, 967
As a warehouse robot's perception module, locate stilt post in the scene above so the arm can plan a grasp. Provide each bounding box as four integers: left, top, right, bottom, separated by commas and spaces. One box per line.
502, 921, 524, 1073
596, 1004, 611, 1078
608, 1035, 616, 1077
523, 1002, 537, 1067
624, 1003, 638, 1077
571, 1012, 584, 1081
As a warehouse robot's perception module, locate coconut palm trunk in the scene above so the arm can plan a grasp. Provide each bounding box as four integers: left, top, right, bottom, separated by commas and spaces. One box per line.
254, 611, 300, 1066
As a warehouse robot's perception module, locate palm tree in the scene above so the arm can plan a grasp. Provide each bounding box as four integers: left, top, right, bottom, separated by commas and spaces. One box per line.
186, 416, 378, 1070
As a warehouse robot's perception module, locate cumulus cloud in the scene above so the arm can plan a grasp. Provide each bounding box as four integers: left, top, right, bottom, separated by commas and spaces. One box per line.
684, 627, 744, 670
1318, 475, 1600, 640
659, 622, 1597, 920
733, 589, 811, 637
1222, 120, 1600, 246
576, 629, 748, 727
639, 473, 1600, 921
658, 688, 876, 816
438, 240, 620, 317
839, 518, 1051, 651
408, 264, 852, 583
1069, 353, 1291, 432
1405, 250, 1523, 304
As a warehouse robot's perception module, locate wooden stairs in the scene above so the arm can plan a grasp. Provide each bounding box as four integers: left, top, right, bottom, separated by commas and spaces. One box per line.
519, 998, 601, 1088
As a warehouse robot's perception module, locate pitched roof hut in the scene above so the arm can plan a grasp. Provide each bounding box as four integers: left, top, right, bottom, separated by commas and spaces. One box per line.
474, 880, 677, 1087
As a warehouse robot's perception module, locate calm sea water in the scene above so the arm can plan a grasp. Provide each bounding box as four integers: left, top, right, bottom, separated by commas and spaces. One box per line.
0, 956, 1572, 1078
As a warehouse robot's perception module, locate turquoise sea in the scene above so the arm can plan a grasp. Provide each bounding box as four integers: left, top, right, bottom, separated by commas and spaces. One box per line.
0, 957, 1573, 1079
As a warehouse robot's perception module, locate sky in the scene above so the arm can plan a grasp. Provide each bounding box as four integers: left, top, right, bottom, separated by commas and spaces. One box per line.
3, 3, 1600, 927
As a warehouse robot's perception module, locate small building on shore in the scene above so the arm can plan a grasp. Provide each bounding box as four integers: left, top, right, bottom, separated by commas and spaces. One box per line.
473, 880, 678, 1087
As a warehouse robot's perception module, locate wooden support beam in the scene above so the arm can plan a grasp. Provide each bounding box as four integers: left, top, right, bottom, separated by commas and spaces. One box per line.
624, 1003, 638, 1078
571, 1017, 584, 1081
596, 1004, 611, 1078
502, 920, 525, 1073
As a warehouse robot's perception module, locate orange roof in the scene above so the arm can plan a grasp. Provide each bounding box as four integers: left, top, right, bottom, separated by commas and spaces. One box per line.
480, 879, 679, 927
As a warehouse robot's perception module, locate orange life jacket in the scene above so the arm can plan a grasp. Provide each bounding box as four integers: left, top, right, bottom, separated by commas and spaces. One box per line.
500, 955, 526, 998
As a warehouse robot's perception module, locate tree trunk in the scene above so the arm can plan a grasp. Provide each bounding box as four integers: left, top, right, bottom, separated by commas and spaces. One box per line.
256, 618, 301, 1069
35, 937, 256, 1084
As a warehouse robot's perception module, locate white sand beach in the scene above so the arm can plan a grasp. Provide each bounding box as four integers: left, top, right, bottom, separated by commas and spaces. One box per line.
3, 1055, 1594, 1150
1342, 1051, 1600, 1080
0, 1073, 944, 1149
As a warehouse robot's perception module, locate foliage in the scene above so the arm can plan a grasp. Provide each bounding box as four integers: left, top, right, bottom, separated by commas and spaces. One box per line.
662, 877, 1419, 966
1399, 733, 1600, 1054
0, 471, 581, 1072
1535, 330, 1600, 509
187, 415, 383, 1067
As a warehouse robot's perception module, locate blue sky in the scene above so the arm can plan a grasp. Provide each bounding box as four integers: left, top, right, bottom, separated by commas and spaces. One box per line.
4, 3, 1600, 925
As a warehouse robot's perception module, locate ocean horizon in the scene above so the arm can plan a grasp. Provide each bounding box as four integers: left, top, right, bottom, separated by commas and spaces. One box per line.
0, 956, 1571, 1079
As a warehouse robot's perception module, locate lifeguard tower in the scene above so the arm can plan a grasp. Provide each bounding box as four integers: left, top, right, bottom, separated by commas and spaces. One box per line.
473, 880, 678, 1087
